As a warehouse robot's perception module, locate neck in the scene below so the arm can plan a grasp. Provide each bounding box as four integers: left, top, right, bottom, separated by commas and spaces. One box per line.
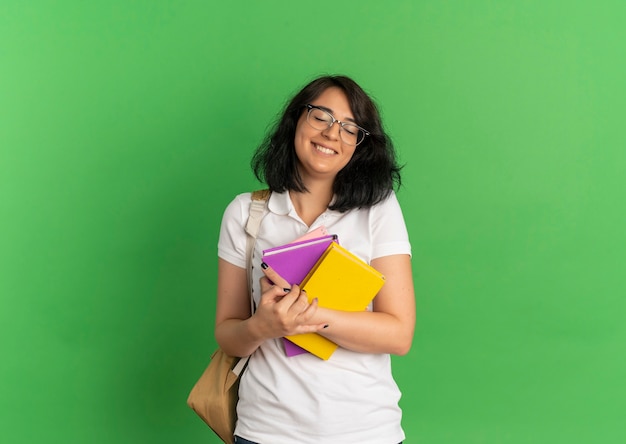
289, 181, 334, 226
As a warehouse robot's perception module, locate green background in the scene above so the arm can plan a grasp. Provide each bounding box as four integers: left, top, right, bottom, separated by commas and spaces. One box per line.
2, 1, 625, 443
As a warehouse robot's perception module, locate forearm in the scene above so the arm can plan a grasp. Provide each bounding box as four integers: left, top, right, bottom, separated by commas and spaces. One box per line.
214, 316, 266, 358
305, 254, 415, 355
312, 307, 415, 356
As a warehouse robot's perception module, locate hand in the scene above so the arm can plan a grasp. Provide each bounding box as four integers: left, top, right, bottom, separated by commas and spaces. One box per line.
251, 262, 328, 339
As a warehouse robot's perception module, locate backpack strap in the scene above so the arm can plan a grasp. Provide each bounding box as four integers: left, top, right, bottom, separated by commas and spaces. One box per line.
250, 188, 271, 202
244, 189, 270, 313
233, 189, 270, 374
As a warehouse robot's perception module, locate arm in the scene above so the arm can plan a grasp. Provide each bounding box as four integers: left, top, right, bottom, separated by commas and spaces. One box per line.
261, 254, 415, 356
317, 254, 415, 355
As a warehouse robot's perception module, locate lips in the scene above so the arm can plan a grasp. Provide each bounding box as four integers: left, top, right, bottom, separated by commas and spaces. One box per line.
314, 143, 337, 155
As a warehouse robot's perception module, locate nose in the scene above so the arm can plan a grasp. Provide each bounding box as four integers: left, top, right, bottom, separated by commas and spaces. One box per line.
321, 120, 341, 140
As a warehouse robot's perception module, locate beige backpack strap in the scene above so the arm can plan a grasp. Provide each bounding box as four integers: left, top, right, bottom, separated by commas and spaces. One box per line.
244, 189, 270, 313
233, 189, 270, 374
250, 188, 271, 201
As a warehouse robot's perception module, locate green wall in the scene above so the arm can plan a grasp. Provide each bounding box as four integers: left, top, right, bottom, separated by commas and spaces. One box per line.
2, 1, 625, 443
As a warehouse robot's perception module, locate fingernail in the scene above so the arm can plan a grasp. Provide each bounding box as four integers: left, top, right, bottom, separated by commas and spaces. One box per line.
323, 324, 329, 329
261, 262, 268, 269
283, 287, 291, 293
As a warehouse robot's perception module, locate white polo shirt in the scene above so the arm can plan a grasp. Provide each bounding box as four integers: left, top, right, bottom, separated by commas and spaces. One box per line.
218, 190, 411, 444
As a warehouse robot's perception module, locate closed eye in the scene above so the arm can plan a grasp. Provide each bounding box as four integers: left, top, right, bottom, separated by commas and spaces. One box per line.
342, 125, 358, 136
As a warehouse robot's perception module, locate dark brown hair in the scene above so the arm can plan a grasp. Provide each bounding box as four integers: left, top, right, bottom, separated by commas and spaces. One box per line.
251, 75, 402, 212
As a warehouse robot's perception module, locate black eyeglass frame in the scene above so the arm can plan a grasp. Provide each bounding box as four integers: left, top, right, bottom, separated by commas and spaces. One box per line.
305, 104, 371, 146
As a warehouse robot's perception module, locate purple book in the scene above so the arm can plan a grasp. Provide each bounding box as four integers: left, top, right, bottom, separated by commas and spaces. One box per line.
282, 338, 309, 356
262, 234, 338, 357
262, 234, 338, 286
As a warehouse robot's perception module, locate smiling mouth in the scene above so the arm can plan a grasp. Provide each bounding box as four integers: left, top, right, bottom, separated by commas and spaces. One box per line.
314, 143, 337, 155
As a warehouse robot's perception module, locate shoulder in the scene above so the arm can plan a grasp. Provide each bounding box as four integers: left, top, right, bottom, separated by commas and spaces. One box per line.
222, 192, 253, 221
219, 192, 254, 241
223, 189, 270, 216
368, 191, 411, 257
218, 192, 254, 268
369, 190, 406, 220
380, 190, 403, 208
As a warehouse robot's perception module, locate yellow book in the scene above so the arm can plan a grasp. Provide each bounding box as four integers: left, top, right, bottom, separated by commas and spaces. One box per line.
285, 242, 385, 360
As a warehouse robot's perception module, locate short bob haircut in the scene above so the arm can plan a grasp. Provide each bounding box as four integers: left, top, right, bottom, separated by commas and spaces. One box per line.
251, 75, 402, 212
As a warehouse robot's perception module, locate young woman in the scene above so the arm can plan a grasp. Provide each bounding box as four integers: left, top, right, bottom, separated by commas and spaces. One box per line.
215, 75, 415, 444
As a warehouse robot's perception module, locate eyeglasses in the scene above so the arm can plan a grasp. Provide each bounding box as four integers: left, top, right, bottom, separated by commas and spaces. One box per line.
305, 104, 370, 146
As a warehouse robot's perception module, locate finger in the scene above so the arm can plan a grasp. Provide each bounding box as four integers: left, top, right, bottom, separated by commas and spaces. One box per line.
259, 277, 291, 302
274, 283, 302, 308
294, 322, 330, 335
259, 276, 274, 293
293, 294, 323, 322
260, 262, 291, 289
259, 276, 292, 296
287, 291, 311, 315
298, 294, 317, 318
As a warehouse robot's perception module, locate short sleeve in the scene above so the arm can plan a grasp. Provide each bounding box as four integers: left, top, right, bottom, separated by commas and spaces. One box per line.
217, 193, 252, 269
370, 192, 411, 259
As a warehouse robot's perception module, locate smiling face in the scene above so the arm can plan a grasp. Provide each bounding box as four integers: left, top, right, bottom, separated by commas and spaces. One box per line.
293, 87, 358, 183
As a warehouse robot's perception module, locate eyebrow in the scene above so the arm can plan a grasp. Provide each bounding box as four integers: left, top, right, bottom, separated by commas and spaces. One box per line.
313, 104, 357, 123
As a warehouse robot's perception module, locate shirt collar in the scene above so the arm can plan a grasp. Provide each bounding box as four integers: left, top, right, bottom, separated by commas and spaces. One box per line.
267, 191, 342, 222
267, 191, 291, 216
